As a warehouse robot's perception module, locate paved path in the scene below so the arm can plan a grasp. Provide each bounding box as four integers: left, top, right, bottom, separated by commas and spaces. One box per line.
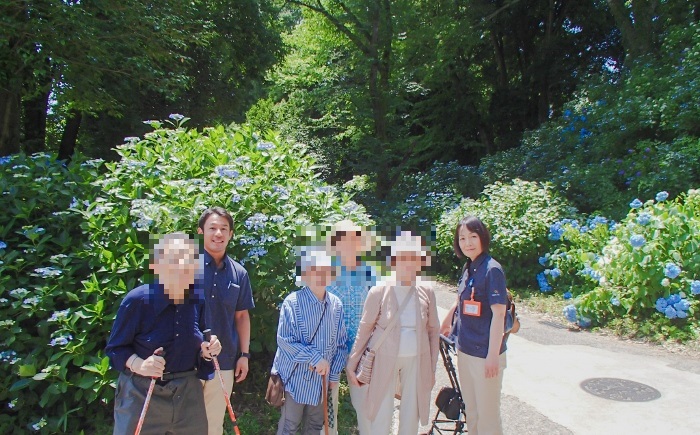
403, 284, 700, 435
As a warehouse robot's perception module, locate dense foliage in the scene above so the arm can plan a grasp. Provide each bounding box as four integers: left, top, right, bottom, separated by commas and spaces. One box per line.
543, 190, 700, 340
435, 179, 572, 287
0, 119, 368, 433
480, 22, 700, 218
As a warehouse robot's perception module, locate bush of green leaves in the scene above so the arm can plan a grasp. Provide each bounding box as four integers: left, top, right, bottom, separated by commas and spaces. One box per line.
345, 161, 483, 229
544, 190, 700, 340
435, 179, 572, 287
0, 117, 370, 433
479, 22, 700, 219
0, 153, 107, 433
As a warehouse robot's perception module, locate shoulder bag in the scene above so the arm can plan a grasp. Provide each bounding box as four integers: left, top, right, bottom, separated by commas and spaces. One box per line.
265, 297, 327, 407
355, 286, 416, 385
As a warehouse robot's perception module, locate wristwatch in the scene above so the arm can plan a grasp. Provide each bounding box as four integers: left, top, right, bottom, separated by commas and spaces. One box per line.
239, 352, 251, 360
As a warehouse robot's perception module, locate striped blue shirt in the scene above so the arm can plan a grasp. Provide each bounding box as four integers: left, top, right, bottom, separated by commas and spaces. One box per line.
327, 262, 377, 350
272, 287, 347, 406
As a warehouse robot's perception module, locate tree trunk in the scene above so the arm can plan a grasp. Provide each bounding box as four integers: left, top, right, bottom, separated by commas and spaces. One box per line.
607, 0, 660, 61
57, 110, 82, 162
22, 89, 50, 154
0, 88, 21, 156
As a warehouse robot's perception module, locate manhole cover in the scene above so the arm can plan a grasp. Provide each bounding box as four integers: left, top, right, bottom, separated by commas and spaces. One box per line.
580, 377, 661, 402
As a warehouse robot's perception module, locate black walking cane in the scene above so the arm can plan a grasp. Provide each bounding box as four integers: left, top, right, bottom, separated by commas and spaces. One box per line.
203, 329, 241, 435
134, 348, 165, 435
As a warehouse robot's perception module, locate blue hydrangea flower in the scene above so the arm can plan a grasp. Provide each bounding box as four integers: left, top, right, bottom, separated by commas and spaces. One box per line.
538, 256, 548, 266
691, 280, 700, 296
256, 141, 276, 151
563, 291, 572, 300
245, 213, 268, 231
655, 297, 668, 312
537, 272, 552, 292
677, 309, 688, 319
629, 234, 645, 248
169, 113, 184, 121
563, 304, 577, 323
629, 198, 643, 209
49, 334, 73, 347
610, 297, 621, 306
664, 263, 681, 279
270, 215, 284, 223
664, 306, 677, 319
655, 191, 669, 202
247, 247, 268, 258
667, 293, 682, 305
231, 194, 242, 203
0, 241, 6, 250
550, 268, 562, 279
636, 213, 652, 226
578, 316, 592, 328
548, 223, 564, 241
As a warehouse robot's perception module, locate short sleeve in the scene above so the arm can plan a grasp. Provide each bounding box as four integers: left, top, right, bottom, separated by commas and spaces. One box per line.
232, 260, 255, 311
485, 265, 508, 306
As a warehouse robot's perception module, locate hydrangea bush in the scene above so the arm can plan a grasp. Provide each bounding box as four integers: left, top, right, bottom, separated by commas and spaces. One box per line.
543, 190, 700, 338
0, 117, 369, 432
436, 179, 572, 286
479, 23, 700, 219
0, 153, 104, 433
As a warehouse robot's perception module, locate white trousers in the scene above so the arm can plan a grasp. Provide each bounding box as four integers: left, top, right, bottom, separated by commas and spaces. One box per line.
201, 369, 235, 435
457, 351, 506, 435
350, 382, 372, 434
369, 355, 420, 435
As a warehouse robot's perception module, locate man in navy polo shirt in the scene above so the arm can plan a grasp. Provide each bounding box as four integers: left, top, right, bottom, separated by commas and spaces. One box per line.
197, 207, 255, 435
105, 233, 222, 434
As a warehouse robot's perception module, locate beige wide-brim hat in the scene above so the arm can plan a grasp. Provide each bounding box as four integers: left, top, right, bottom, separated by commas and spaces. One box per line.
327, 219, 373, 253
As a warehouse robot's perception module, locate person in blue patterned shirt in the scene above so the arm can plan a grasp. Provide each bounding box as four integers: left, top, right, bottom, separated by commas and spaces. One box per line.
273, 246, 348, 435
326, 220, 377, 435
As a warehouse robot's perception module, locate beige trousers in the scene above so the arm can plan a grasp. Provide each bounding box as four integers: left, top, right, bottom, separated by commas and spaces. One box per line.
201, 369, 235, 435
350, 382, 372, 434
370, 355, 420, 435
457, 351, 507, 435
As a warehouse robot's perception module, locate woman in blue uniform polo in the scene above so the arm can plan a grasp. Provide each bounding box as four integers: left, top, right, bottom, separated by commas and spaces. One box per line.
440, 216, 508, 435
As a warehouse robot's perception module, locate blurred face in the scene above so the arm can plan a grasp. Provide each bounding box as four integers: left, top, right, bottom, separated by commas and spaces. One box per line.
151, 243, 200, 302
333, 231, 365, 258
198, 214, 233, 258
393, 252, 425, 282
301, 266, 335, 291
458, 226, 483, 260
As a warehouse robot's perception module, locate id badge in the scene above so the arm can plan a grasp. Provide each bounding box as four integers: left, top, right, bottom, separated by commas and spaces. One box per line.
463, 299, 481, 316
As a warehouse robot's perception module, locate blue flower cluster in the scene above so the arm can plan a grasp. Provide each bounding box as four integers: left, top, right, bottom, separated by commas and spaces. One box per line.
544, 268, 562, 279
49, 334, 73, 347
691, 280, 700, 296
33, 266, 62, 278
610, 296, 621, 306
629, 234, 645, 248
215, 165, 240, 178
629, 198, 643, 209
655, 294, 690, 319
245, 213, 268, 231
636, 212, 652, 226
655, 191, 669, 202
563, 304, 577, 322
580, 266, 601, 282
664, 263, 681, 279
256, 141, 276, 151
0, 240, 6, 250
563, 291, 572, 299
0, 350, 19, 364
537, 272, 552, 292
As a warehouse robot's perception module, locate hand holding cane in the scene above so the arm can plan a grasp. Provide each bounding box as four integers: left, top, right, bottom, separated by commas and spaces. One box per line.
203, 329, 241, 435
134, 348, 165, 435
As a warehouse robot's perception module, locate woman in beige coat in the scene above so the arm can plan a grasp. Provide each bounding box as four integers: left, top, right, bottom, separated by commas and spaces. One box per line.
346, 231, 440, 435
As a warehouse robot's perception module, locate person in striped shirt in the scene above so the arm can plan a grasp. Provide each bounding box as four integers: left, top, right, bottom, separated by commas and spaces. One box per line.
273, 246, 348, 435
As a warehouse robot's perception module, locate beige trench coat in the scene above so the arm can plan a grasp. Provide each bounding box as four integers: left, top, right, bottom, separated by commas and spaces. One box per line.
346, 283, 440, 424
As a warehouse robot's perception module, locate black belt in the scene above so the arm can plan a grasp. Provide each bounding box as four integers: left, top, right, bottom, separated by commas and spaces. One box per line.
130, 368, 198, 382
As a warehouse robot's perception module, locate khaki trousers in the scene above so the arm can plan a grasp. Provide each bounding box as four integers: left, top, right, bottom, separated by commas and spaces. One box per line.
457, 351, 507, 435
370, 355, 420, 435
350, 382, 372, 434
201, 369, 235, 435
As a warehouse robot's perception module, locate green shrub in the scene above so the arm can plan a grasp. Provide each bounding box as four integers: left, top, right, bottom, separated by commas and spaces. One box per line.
547, 189, 700, 340
0, 153, 106, 433
479, 23, 700, 219
0, 117, 370, 433
436, 179, 572, 287
347, 161, 483, 229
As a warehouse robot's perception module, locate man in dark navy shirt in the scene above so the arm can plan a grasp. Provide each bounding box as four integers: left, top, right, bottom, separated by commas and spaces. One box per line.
197, 207, 255, 435
106, 233, 222, 434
